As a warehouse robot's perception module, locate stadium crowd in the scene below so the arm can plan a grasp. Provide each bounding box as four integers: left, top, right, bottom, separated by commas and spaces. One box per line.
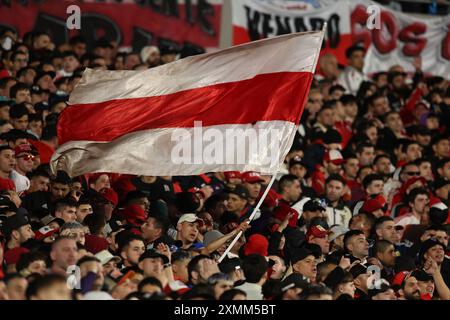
0, 28, 449, 300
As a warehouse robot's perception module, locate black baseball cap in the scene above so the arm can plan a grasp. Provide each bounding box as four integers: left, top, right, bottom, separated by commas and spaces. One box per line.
4, 213, 30, 236
289, 156, 306, 169
303, 199, 326, 212
227, 185, 250, 200
139, 249, 169, 264
290, 247, 318, 264
410, 269, 433, 282
280, 273, 309, 292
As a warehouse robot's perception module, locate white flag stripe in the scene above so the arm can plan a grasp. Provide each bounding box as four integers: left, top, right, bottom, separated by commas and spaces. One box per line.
52, 121, 296, 177
69, 32, 322, 105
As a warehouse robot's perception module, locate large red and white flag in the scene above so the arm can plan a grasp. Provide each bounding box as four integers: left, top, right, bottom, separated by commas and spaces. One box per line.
51, 30, 324, 177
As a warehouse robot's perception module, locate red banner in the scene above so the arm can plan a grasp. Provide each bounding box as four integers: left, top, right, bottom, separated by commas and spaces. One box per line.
0, 0, 222, 51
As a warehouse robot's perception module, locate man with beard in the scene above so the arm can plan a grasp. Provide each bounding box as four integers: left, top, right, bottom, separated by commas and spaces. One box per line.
324, 174, 352, 227
393, 271, 421, 300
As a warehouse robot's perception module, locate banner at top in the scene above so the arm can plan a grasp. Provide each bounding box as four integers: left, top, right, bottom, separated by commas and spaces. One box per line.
232, 0, 450, 78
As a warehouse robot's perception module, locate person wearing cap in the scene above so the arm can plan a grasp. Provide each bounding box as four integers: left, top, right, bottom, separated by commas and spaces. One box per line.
291, 247, 318, 283
241, 171, 264, 206
3, 213, 32, 272
299, 199, 327, 233
328, 225, 348, 252
311, 149, 344, 195
393, 271, 421, 300
360, 197, 385, 218
324, 266, 355, 300
369, 279, 397, 300
175, 213, 204, 250
323, 174, 352, 227
225, 184, 252, 219
0, 145, 16, 192
306, 225, 330, 257
278, 273, 309, 300
138, 245, 172, 288
349, 263, 370, 300
288, 156, 316, 198
10, 144, 36, 193
418, 239, 448, 284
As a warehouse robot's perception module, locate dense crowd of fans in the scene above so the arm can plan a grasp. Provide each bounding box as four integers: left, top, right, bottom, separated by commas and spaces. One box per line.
0, 27, 449, 300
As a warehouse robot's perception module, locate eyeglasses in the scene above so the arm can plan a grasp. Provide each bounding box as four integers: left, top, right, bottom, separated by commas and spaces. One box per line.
17, 154, 35, 161
404, 171, 420, 176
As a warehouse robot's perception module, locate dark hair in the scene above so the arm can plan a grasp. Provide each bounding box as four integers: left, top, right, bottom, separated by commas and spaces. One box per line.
343, 230, 365, 252
138, 277, 163, 292
25, 274, 67, 300
299, 284, 333, 300
54, 198, 77, 213
9, 102, 29, 119
76, 255, 101, 267
204, 193, 228, 214
362, 173, 384, 190
325, 173, 346, 186
356, 142, 375, 155
345, 45, 365, 59
329, 84, 346, 95
340, 94, 357, 106
278, 174, 299, 194
407, 187, 429, 204
241, 254, 268, 284
10, 83, 30, 100
374, 239, 394, 256
187, 254, 212, 284
373, 154, 391, 166
219, 288, 247, 300
124, 190, 148, 205
171, 250, 191, 264
16, 251, 47, 272
117, 232, 144, 254
83, 213, 106, 235
374, 216, 394, 232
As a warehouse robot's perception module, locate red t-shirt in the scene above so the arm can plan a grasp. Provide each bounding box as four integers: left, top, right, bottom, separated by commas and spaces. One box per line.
0, 177, 15, 191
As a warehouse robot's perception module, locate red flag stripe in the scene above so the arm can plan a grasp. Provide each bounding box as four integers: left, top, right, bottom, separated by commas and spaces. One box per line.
58, 71, 312, 145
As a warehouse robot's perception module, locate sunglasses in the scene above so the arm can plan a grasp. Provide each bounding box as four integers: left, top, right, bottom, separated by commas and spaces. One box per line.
18, 154, 35, 161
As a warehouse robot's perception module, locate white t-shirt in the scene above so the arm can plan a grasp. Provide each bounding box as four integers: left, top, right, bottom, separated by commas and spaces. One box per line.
10, 170, 30, 193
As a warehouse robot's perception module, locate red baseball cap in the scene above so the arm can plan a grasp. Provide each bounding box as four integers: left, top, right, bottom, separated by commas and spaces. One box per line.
361, 198, 384, 214
243, 234, 268, 257
224, 171, 242, 181
323, 149, 344, 165
187, 187, 205, 199
35, 226, 59, 241
260, 189, 282, 208
123, 204, 147, 225
241, 171, 264, 184
100, 188, 119, 207
14, 144, 37, 157
306, 225, 328, 241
